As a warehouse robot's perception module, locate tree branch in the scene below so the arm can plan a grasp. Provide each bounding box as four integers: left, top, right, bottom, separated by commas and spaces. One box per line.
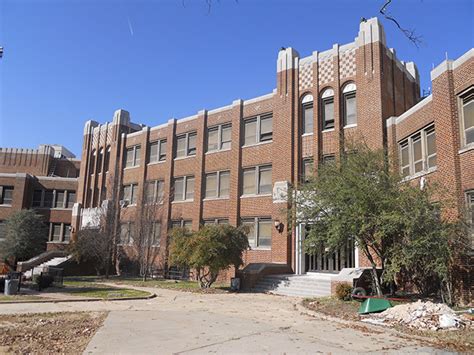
379, 0, 422, 48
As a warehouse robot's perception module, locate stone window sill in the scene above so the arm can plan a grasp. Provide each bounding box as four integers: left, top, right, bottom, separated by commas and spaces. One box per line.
205, 148, 232, 155
459, 144, 474, 155
240, 194, 272, 199
242, 141, 272, 149
401, 167, 437, 182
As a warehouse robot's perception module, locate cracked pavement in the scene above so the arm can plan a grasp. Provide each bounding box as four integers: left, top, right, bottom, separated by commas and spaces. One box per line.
0, 285, 443, 354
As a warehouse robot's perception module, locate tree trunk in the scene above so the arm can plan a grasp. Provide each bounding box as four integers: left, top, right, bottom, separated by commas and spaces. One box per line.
363, 245, 383, 296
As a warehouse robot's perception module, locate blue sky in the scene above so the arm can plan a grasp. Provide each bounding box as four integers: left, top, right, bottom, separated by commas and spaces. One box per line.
0, 0, 472, 156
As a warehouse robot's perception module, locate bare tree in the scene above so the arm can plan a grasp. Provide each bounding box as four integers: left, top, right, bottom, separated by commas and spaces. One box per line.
132, 201, 163, 281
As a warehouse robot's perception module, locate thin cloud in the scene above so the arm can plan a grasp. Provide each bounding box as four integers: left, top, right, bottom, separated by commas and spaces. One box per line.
127, 17, 134, 36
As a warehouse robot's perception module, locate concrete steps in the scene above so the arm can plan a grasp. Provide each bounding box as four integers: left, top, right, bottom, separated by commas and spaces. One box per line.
24, 255, 72, 279
252, 274, 332, 297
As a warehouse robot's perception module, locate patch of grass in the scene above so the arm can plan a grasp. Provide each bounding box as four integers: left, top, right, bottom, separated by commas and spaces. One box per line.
59, 280, 151, 299
303, 296, 361, 321
107, 277, 230, 293
302, 297, 474, 353
0, 295, 44, 302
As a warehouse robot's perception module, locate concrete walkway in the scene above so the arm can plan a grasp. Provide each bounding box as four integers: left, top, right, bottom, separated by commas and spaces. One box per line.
0, 285, 444, 354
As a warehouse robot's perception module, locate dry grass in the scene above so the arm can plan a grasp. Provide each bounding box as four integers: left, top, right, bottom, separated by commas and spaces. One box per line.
0, 312, 107, 354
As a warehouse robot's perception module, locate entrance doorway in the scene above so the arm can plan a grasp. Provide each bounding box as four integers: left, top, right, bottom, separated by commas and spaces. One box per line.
296, 224, 355, 274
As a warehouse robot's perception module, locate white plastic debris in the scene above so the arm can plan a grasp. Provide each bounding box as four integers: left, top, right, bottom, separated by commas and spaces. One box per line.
367, 300, 467, 330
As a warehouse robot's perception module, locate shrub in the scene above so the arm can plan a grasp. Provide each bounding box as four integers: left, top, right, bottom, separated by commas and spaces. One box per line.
34, 274, 54, 291
335, 283, 353, 301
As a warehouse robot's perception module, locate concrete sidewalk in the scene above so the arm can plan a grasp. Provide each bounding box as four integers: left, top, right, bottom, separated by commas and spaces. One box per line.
0, 285, 444, 354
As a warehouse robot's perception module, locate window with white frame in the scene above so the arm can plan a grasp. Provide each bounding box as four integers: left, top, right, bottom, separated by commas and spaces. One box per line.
398, 125, 437, 177
123, 183, 139, 205
51, 223, 62, 242
152, 222, 161, 246
301, 94, 314, 134
342, 83, 357, 127
176, 132, 197, 158
205, 171, 230, 199
460, 87, 474, 146
207, 124, 231, 152
242, 165, 272, 196
467, 191, 474, 249
119, 222, 134, 245
145, 180, 164, 204
321, 88, 335, 130
203, 218, 229, 226
0, 186, 13, 205
149, 139, 167, 163
173, 176, 194, 201
125, 145, 141, 168
243, 113, 273, 146
242, 217, 272, 249
0, 221, 6, 241
170, 220, 192, 230
301, 159, 313, 183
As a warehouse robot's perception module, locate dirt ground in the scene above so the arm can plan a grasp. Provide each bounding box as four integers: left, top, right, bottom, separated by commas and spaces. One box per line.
0, 312, 107, 354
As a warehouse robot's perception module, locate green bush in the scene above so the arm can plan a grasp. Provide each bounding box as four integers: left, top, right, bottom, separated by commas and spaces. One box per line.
34, 274, 54, 291
335, 283, 353, 301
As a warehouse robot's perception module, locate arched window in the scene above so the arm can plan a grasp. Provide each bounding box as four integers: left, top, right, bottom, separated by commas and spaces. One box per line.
301, 94, 314, 134
321, 88, 335, 130
342, 83, 357, 127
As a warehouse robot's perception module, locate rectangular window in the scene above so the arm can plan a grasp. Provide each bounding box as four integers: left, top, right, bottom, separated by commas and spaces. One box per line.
242, 217, 272, 249
55, 191, 65, 208
207, 124, 232, 152
97, 149, 103, 174
460, 87, 474, 146
301, 159, 313, 183
63, 224, 71, 242
173, 176, 194, 201
51, 223, 62, 242
32, 190, 43, 207
123, 183, 139, 205
125, 145, 141, 168
176, 132, 197, 158
104, 148, 110, 172
205, 171, 230, 199
203, 218, 229, 226
0, 186, 13, 205
343, 92, 357, 126
171, 220, 192, 230
242, 165, 272, 196
400, 141, 410, 177
467, 191, 474, 249
243, 113, 273, 146
149, 139, 167, 163
0, 221, 5, 241
152, 222, 161, 246
398, 124, 437, 177
322, 155, 336, 165
146, 180, 164, 204
67, 191, 76, 208
302, 102, 313, 134
43, 190, 54, 208
120, 223, 133, 245
322, 97, 335, 130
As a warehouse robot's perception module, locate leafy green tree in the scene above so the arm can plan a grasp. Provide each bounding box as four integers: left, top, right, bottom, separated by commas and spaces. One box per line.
69, 228, 110, 276
169, 224, 249, 288
295, 142, 465, 298
0, 210, 48, 266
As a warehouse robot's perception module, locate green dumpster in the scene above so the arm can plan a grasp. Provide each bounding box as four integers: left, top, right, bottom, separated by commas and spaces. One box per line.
358, 298, 392, 314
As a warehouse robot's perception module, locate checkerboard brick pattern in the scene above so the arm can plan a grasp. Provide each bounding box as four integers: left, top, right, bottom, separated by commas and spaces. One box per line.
339, 49, 357, 78
299, 62, 313, 91
318, 58, 334, 85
